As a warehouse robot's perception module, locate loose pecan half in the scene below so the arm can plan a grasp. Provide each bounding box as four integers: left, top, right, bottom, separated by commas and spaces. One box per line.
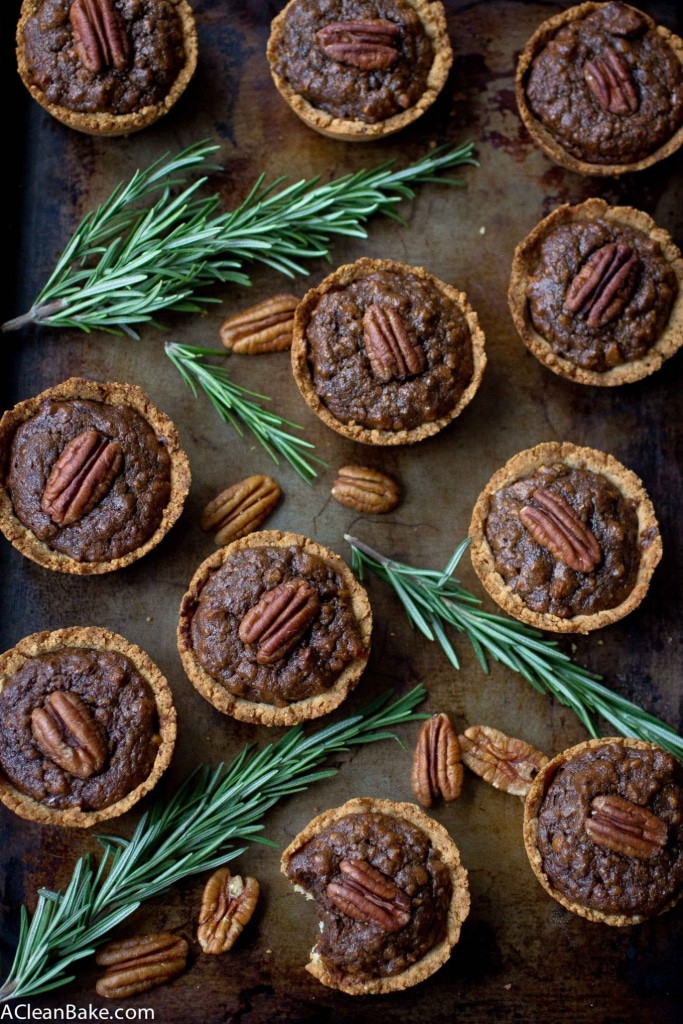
565, 242, 641, 328
197, 867, 260, 954
220, 293, 299, 353
201, 475, 281, 545
331, 465, 400, 514
96, 933, 188, 999
519, 488, 601, 573
41, 429, 123, 527
327, 859, 411, 931
316, 19, 401, 70
584, 47, 638, 115
585, 794, 668, 859
459, 725, 548, 798
363, 304, 425, 383
31, 691, 107, 779
238, 578, 320, 664
70, 0, 131, 74
412, 713, 463, 807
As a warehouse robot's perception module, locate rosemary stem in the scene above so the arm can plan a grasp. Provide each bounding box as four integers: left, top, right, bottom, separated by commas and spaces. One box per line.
343, 534, 392, 566
1, 300, 66, 333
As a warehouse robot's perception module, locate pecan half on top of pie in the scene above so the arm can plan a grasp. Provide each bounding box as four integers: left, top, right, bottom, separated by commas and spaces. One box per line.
0, 377, 191, 575
516, 2, 683, 175
509, 199, 683, 386
267, 0, 452, 140
469, 442, 661, 634
177, 531, 372, 727
524, 738, 683, 925
16, 0, 198, 136
281, 797, 469, 994
291, 258, 486, 446
0, 627, 176, 828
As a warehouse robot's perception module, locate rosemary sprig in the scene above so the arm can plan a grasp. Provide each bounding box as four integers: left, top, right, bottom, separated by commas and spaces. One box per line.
2, 140, 476, 337
0, 685, 427, 1002
165, 342, 323, 482
346, 536, 683, 760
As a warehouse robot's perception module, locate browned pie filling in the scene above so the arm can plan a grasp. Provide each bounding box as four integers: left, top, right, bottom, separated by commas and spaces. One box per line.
537, 742, 683, 916
21, 0, 187, 115
524, 2, 683, 165
284, 811, 452, 979
0, 648, 160, 811
270, 0, 435, 123
6, 398, 172, 563
485, 464, 643, 618
185, 544, 366, 707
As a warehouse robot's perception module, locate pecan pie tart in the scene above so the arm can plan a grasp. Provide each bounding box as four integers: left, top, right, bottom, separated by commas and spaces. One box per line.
524, 738, 683, 925
509, 199, 683, 386
469, 442, 661, 633
16, 0, 198, 136
0, 377, 191, 574
516, 2, 683, 175
281, 797, 470, 994
0, 627, 176, 828
291, 258, 486, 445
267, 0, 452, 140
177, 530, 372, 726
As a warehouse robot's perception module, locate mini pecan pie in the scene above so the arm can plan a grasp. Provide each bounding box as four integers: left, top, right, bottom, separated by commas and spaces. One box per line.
524, 738, 683, 925
517, 2, 683, 175
291, 258, 486, 446
16, 0, 198, 136
509, 199, 683, 386
281, 797, 469, 994
0, 626, 176, 828
469, 442, 661, 633
0, 377, 190, 575
267, 0, 452, 140
177, 530, 372, 726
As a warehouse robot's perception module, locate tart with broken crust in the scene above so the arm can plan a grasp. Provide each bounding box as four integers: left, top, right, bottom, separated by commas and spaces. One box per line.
281, 797, 470, 994
177, 530, 372, 727
469, 442, 661, 634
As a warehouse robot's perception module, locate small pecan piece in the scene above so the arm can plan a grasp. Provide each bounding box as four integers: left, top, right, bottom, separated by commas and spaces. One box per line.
316, 19, 401, 70
459, 725, 548, 798
412, 713, 463, 807
197, 867, 260, 954
584, 47, 638, 115
565, 242, 641, 328
363, 304, 425, 383
41, 429, 123, 527
95, 933, 188, 999
327, 859, 411, 931
519, 488, 601, 573
201, 475, 281, 545
31, 691, 107, 779
331, 465, 400, 514
238, 579, 320, 664
220, 293, 299, 353
585, 794, 668, 859
70, 0, 131, 74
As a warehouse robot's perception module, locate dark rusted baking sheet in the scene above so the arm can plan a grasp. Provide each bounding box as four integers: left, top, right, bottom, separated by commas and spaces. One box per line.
1, 1, 682, 1021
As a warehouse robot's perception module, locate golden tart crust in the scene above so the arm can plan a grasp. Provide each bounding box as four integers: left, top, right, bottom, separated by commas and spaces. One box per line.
0, 377, 191, 575
177, 530, 372, 727
16, 0, 198, 137
516, 2, 683, 176
508, 199, 683, 386
469, 442, 661, 634
266, 0, 452, 141
523, 737, 683, 926
0, 626, 176, 829
291, 257, 487, 446
280, 797, 470, 994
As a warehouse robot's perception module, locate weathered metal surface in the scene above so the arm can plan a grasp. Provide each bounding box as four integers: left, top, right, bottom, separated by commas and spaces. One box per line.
1, 1, 681, 1021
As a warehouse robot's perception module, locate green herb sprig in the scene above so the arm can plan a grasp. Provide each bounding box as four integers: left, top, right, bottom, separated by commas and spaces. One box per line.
346, 536, 682, 759
0, 685, 427, 1002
